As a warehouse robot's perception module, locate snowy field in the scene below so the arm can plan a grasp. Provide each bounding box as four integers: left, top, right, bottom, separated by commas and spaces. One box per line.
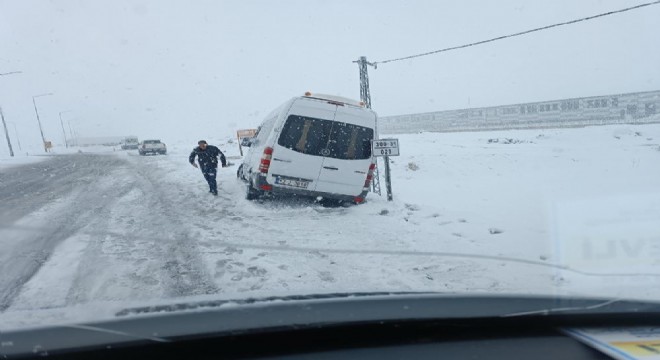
1, 124, 660, 329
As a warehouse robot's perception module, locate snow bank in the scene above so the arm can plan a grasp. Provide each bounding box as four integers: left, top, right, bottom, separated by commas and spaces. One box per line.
0, 145, 119, 171
0, 155, 47, 170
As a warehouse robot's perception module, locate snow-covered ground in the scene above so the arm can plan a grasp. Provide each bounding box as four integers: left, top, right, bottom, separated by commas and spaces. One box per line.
0, 153, 48, 170
0, 145, 118, 170
1, 124, 659, 329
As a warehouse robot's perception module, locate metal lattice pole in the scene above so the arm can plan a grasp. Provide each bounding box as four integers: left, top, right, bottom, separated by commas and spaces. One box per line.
357, 56, 372, 109
354, 56, 381, 195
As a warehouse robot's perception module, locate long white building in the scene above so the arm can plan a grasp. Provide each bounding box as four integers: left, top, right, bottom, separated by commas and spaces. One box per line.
379, 90, 660, 134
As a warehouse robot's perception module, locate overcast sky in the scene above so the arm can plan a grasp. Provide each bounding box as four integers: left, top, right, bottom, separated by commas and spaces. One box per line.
1, 0, 659, 153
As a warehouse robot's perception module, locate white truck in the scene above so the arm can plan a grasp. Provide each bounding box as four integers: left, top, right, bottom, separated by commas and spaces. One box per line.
138, 139, 167, 155
121, 136, 139, 150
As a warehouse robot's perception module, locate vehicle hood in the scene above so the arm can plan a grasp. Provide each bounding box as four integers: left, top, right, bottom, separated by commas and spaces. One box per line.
2, 292, 660, 357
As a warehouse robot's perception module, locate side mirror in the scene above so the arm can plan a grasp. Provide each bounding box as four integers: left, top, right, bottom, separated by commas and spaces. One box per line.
241, 137, 253, 147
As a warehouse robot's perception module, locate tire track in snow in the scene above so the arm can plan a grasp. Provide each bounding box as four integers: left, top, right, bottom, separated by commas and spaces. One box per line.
3, 153, 220, 311
0, 155, 95, 226
63, 180, 145, 306
0, 155, 130, 311
128, 155, 220, 298
60, 153, 220, 305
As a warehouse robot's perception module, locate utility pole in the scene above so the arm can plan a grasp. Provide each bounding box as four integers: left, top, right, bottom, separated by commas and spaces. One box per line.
353, 56, 389, 199
355, 56, 375, 109
59, 110, 71, 148
1, 107, 14, 157
32, 93, 53, 152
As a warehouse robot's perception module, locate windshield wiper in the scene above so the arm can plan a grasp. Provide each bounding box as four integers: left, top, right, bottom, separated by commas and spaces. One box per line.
115, 291, 438, 317
501, 298, 625, 317
65, 324, 170, 343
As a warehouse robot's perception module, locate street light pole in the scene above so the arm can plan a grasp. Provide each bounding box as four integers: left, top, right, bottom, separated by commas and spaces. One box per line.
73, 127, 79, 145
59, 110, 71, 148
8, 121, 22, 151
67, 120, 75, 146
0, 107, 14, 157
67, 120, 81, 147
32, 93, 53, 152
1, 71, 22, 157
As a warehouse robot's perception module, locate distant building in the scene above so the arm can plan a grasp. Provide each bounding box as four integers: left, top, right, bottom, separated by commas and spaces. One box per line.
379, 90, 660, 133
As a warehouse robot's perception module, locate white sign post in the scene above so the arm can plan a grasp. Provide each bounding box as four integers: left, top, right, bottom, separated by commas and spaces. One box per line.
372, 138, 400, 201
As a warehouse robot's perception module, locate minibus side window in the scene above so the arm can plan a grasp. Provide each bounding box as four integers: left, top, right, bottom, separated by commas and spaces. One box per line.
278, 115, 331, 156
326, 124, 373, 160
278, 115, 373, 159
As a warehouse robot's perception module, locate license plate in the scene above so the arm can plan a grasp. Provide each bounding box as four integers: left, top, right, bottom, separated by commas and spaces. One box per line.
275, 177, 309, 189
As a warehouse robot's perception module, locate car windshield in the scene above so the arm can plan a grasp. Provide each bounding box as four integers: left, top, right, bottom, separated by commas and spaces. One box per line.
1, 0, 659, 334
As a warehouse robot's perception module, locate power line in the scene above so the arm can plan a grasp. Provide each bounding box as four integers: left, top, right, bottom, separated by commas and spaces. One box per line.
375, 1, 660, 65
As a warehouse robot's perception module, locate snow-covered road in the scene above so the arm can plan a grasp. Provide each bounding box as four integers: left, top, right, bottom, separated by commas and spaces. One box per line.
0, 152, 556, 324
0, 154, 222, 312
0, 152, 519, 309
1, 124, 660, 328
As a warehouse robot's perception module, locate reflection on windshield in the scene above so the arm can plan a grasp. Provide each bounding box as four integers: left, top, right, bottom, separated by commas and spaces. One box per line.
0, 1, 659, 331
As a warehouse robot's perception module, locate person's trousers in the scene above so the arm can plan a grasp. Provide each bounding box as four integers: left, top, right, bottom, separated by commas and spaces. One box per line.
201, 167, 217, 192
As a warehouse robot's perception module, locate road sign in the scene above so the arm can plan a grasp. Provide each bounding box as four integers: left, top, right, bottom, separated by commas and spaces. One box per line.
371, 138, 399, 201
372, 138, 399, 157
236, 128, 258, 156
237, 129, 257, 140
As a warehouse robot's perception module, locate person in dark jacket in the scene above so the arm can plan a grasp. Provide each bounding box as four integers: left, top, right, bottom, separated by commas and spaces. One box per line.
189, 140, 227, 196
